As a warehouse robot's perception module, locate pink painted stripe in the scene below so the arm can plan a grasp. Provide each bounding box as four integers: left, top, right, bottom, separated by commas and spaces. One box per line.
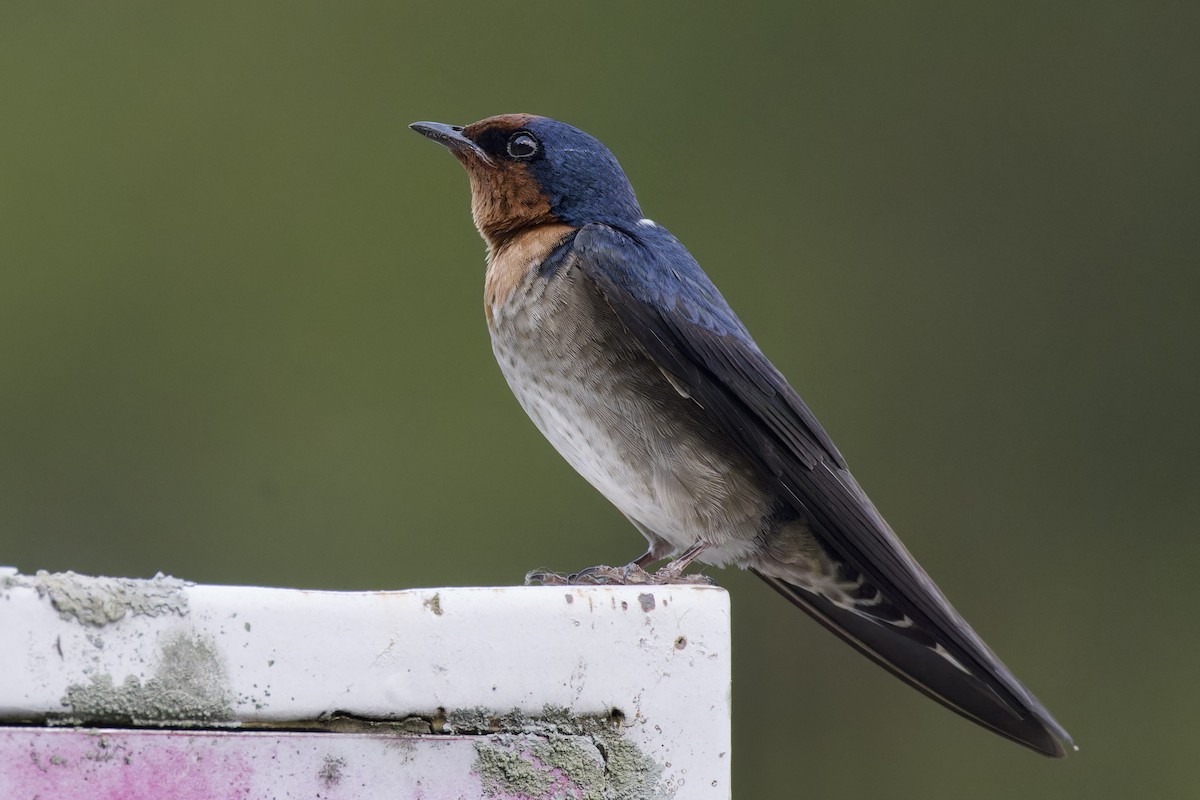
0, 728, 502, 799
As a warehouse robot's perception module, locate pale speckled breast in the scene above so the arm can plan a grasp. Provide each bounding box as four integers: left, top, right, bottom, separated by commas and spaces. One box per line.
485, 236, 781, 567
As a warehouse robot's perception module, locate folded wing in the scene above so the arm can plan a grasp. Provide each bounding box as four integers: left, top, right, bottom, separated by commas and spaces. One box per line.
572, 222, 1073, 757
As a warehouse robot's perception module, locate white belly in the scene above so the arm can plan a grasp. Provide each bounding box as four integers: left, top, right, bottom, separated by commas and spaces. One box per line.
487, 268, 771, 567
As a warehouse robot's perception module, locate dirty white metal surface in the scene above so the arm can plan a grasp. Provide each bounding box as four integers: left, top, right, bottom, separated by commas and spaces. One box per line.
0, 571, 731, 799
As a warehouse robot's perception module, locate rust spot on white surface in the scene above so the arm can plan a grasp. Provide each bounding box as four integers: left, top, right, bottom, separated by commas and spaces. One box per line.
423, 593, 444, 616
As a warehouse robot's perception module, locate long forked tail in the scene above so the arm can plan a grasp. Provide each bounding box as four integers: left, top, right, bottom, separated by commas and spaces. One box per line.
753, 569, 1075, 758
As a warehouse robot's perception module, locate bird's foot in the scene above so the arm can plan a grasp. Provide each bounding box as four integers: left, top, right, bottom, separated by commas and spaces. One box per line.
525, 564, 716, 586
523, 568, 572, 586
646, 560, 718, 586
524, 565, 638, 585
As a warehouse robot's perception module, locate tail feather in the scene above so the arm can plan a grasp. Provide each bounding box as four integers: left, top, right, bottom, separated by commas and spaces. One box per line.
753, 569, 1075, 758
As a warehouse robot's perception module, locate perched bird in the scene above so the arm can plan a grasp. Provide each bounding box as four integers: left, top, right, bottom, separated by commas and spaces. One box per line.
411, 114, 1074, 757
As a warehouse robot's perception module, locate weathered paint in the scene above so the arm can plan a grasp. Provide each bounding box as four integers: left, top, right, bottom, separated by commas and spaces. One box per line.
0, 728, 550, 800
0, 726, 668, 800
1, 730, 253, 800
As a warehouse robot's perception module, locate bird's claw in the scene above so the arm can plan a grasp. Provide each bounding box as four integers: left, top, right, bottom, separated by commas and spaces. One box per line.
524, 568, 574, 586
646, 563, 718, 586
524, 564, 717, 586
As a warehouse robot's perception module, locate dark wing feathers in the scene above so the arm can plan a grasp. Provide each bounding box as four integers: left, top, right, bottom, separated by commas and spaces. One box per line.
572, 223, 1072, 757
752, 571, 1070, 756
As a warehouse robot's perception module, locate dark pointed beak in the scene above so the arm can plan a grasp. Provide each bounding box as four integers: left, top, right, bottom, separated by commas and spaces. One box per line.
409, 121, 491, 163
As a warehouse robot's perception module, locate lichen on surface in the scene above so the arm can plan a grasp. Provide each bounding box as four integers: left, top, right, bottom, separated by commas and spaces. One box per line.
471, 706, 668, 800
17, 570, 190, 626
59, 632, 233, 725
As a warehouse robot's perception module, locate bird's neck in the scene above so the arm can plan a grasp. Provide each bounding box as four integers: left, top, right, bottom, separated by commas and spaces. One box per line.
483, 223, 577, 323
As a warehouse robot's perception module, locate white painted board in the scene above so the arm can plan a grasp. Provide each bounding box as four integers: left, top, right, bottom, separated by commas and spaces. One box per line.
0, 571, 731, 799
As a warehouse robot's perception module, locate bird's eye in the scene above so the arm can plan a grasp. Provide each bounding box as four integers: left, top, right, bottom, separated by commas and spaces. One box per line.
506, 132, 540, 160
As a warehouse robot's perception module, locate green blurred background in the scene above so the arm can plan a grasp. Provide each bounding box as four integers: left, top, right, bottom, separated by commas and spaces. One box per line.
2, 2, 1197, 797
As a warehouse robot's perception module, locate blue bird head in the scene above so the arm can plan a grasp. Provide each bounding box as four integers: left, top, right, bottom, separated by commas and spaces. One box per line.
411, 114, 643, 249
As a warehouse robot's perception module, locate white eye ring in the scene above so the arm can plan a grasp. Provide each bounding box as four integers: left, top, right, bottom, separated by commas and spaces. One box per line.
506, 132, 539, 160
